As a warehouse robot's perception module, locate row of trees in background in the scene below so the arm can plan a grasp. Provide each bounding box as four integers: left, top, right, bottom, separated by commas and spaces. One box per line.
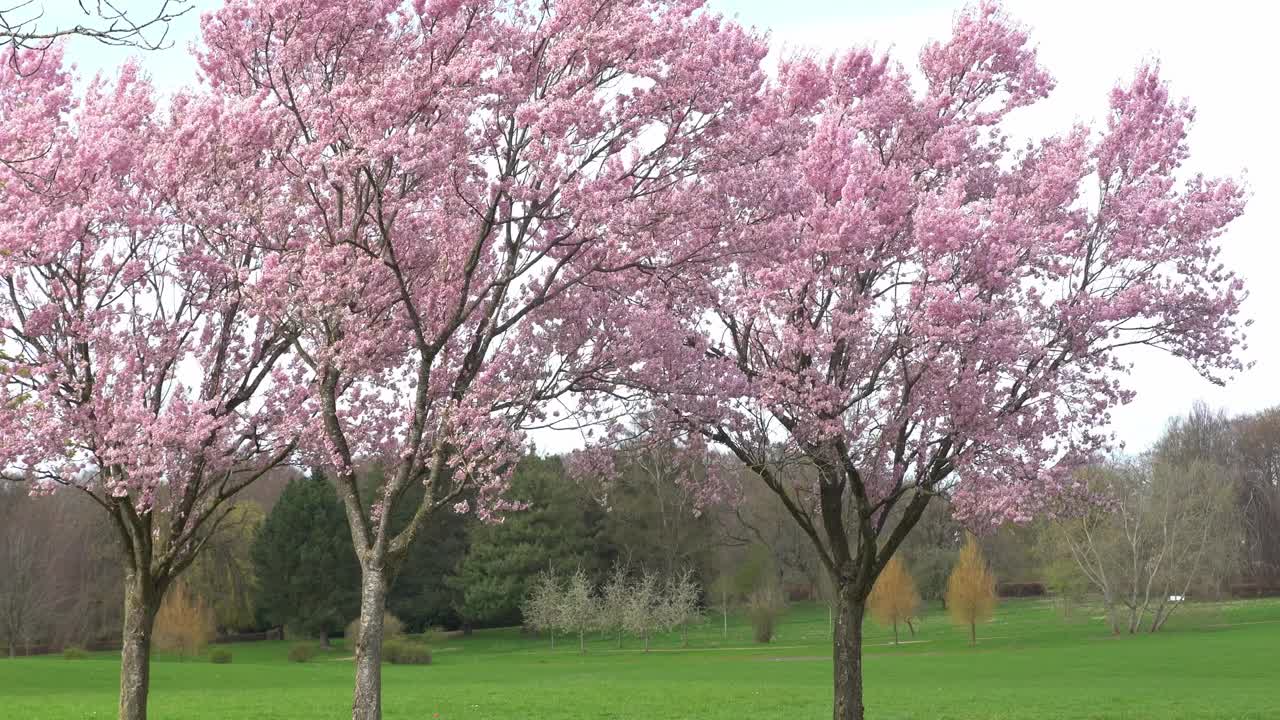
3, 401, 1275, 659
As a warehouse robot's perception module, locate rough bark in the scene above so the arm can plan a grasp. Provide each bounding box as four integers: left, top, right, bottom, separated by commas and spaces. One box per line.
351, 568, 388, 720
119, 574, 158, 720
832, 589, 867, 720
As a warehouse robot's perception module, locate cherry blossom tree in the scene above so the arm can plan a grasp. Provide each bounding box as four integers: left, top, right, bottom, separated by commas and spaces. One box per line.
194, 0, 766, 717
0, 51, 299, 720
595, 3, 1249, 718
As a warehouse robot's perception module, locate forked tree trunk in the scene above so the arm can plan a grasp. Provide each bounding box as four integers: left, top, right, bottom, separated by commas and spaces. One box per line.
352, 568, 388, 720
832, 589, 867, 720
119, 573, 158, 720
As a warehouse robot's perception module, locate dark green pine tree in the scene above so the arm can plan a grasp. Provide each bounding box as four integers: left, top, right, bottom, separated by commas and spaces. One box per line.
384, 473, 475, 632
447, 455, 606, 628
252, 469, 360, 645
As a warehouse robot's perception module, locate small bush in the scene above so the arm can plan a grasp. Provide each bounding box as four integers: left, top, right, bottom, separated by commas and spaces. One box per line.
345, 612, 405, 650
996, 582, 1046, 598
383, 638, 431, 665
746, 585, 786, 644
208, 648, 233, 664
62, 646, 89, 660
288, 642, 319, 663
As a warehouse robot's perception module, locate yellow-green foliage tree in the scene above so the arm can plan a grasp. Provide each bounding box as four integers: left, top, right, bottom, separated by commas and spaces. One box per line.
868, 556, 920, 645
945, 535, 998, 646
154, 583, 215, 660
185, 502, 264, 632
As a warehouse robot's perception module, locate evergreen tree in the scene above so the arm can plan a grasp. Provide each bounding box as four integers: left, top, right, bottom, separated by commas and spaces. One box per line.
448, 456, 604, 627
381, 465, 474, 631
252, 470, 360, 644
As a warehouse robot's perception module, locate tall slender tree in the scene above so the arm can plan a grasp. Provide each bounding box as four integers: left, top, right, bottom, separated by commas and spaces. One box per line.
196, 1, 767, 717
868, 556, 920, 646
946, 536, 997, 646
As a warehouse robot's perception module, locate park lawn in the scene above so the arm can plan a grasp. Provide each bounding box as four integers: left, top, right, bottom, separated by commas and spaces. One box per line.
3, 598, 1279, 719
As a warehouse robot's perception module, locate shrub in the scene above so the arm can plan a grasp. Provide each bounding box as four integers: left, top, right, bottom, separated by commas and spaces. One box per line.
209, 648, 233, 664
996, 582, 1046, 598
420, 628, 448, 645
746, 585, 786, 644
288, 642, 319, 663
62, 646, 89, 660
344, 612, 404, 650
154, 583, 215, 660
383, 638, 431, 665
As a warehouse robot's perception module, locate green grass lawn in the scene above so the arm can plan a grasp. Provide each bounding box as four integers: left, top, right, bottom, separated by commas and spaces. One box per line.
4, 597, 1279, 719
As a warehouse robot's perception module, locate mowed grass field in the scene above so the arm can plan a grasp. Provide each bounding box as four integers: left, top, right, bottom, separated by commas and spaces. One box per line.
3, 598, 1279, 719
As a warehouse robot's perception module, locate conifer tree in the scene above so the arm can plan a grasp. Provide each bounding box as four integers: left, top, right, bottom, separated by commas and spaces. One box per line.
868, 556, 921, 645
946, 535, 998, 646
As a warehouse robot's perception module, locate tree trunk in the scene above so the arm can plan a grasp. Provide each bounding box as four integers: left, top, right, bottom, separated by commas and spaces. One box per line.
119, 574, 158, 720
892, 619, 898, 646
1103, 591, 1121, 635
832, 589, 867, 720
722, 588, 728, 640
351, 567, 388, 720
969, 621, 976, 647
579, 630, 585, 654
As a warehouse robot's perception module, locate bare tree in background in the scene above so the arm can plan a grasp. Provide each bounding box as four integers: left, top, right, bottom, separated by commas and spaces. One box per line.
1052, 459, 1239, 634
1, 0, 190, 57
0, 490, 52, 656
605, 444, 713, 581
1227, 408, 1280, 585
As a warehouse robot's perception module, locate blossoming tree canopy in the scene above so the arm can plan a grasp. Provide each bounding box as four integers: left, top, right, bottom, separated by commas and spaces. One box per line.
597, 3, 1248, 719
194, 1, 769, 717
0, 48, 300, 720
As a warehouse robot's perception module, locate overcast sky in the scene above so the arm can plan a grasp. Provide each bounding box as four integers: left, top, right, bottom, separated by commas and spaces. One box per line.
50, 0, 1277, 455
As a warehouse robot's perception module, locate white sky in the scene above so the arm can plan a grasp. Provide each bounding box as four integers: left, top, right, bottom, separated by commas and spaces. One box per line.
48, 0, 1278, 455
